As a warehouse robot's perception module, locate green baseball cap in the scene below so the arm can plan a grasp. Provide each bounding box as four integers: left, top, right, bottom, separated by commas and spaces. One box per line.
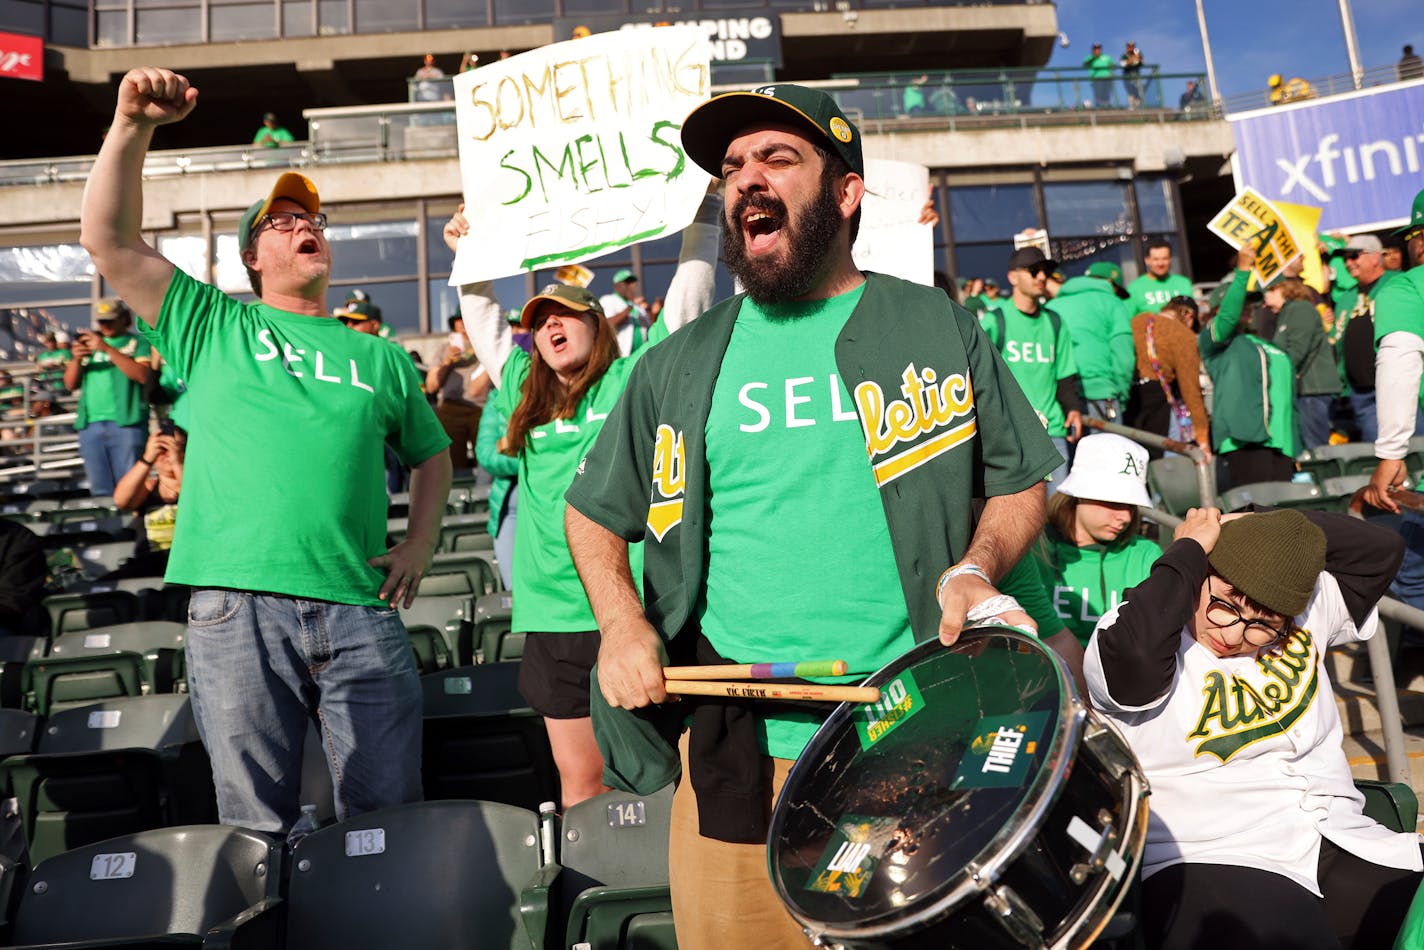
341, 300, 381, 321
1395, 187, 1424, 238
519, 283, 605, 329
1085, 261, 1123, 285
680, 83, 864, 179
612, 268, 635, 284
238, 172, 320, 249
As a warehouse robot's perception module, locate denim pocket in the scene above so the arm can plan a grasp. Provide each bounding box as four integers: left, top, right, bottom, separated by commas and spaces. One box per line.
187, 588, 244, 627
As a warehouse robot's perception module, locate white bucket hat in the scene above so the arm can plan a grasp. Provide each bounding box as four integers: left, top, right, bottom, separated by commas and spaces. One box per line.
1056, 433, 1152, 508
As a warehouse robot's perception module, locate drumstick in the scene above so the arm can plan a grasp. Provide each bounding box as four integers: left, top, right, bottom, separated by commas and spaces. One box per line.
661, 660, 850, 680
663, 680, 881, 703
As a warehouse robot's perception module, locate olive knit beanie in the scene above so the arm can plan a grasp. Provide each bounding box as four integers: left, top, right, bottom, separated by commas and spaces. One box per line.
1207, 510, 1326, 618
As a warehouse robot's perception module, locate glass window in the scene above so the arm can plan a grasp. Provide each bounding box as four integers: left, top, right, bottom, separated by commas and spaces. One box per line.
326, 220, 419, 281
1043, 181, 1130, 237
425, 0, 488, 29
316, 0, 346, 34
136, 8, 201, 45
158, 235, 209, 284
430, 274, 533, 331
211, 3, 277, 41
0, 0, 44, 34
952, 242, 1014, 287
353, 0, 413, 31
282, 0, 314, 36
213, 234, 251, 295
362, 280, 418, 335
95, 9, 127, 45
31, 302, 92, 336
494, 0, 551, 25
50, 2, 88, 44
1135, 177, 1177, 235
1048, 238, 1135, 282
947, 185, 1036, 244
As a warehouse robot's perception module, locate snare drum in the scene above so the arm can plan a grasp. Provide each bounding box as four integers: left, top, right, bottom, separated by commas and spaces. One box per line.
768, 627, 1147, 949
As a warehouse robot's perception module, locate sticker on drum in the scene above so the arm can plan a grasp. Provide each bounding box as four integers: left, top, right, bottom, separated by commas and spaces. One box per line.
950, 711, 1048, 789
804, 815, 898, 899
853, 671, 924, 750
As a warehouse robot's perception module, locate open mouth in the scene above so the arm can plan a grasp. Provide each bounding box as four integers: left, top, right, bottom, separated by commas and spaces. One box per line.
744, 209, 784, 254
549, 329, 568, 352
296, 237, 320, 255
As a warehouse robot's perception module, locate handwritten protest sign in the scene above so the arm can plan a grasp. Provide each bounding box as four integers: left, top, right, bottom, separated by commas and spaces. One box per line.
852, 159, 933, 286
449, 26, 712, 285
1207, 187, 1303, 287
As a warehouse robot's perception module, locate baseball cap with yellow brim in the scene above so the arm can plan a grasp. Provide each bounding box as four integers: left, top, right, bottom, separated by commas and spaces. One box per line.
680, 84, 864, 179
1395, 187, 1424, 240
518, 283, 605, 329
238, 172, 321, 249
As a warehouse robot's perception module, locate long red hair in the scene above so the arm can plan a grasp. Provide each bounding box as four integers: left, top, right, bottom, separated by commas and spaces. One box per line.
502, 305, 620, 455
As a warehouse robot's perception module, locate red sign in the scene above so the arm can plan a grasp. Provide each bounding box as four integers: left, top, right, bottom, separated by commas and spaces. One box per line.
0, 31, 43, 83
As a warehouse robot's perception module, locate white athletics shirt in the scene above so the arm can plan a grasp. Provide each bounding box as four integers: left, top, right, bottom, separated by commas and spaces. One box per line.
1086, 572, 1422, 895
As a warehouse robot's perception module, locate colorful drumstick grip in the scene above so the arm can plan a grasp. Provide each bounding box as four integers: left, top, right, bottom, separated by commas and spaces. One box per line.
661, 660, 850, 681
663, 680, 880, 703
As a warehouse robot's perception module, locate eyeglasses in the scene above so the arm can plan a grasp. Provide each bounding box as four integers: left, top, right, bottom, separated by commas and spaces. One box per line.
1205, 577, 1292, 647
1340, 251, 1362, 262
257, 211, 328, 236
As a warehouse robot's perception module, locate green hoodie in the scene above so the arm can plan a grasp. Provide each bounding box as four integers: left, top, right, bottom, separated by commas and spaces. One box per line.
1034, 528, 1161, 646
1198, 269, 1297, 456
1048, 276, 1136, 401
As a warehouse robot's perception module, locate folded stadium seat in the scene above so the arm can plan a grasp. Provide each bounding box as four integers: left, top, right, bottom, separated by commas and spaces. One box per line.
1320, 474, 1374, 512
398, 592, 472, 663
438, 512, 493, 553
100, 576, 190, 623
281, 799, 553, 950
46, 504, 121, 525
62, 493, 116, 510
39, 515, 135, 549
462, 483, 492, 516
5, 824, 282, 949
405, 623, 454, 675
45, 620, 187, 695
475, 590, 517, 663
416, 570, 474, 596
1218, 480, 1324, 513
1146, 456, 1207, 517
0, 636, 44, 710
420, 663, 558, 811
41, 589, 141, 640
0, 693, 217, 864
385, 516, 408, 547
557, 785, 676, 950
69, 539, 139, 580
1296, 441, 1378, 483
23, 650, 147, 716
0, 709, 38, 761
431, 549, 501, 597
1356, 779, 1418, 833
386, 490, 411, 519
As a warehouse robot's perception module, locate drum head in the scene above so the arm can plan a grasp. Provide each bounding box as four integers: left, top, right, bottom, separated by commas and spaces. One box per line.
768, 628, 1077, 940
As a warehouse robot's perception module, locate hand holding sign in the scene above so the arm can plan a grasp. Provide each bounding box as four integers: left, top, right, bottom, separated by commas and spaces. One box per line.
1208, 187, 1302, 287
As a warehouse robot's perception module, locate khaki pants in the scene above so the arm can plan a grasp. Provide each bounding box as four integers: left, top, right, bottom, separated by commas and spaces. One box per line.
434, 400, 481, 470
668, 733, 810, 950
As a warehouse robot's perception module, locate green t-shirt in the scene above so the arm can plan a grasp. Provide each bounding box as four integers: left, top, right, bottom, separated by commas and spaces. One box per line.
1372, 266, 1424, 409
980, 302, 1077, 436
1084, 53, 1115, 78
1035, 530, 1160, 646
75, 333, 152, 429
253, 126, 294, 147
1125, 272, 1194, 318
144, 269, 449, 605
698, 284, 914, 759
495, 347, 646, 633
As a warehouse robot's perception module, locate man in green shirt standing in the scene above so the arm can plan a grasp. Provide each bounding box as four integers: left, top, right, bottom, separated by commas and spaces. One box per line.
564, 84, 1061, 950
1048, 261, 1135, 423
1126, 239, 1195, 317
252, 111, 293, 148
1084, 42, 1115, 108
983, 245, 1085, 491
81, 66, 453, 834
64, 297, 154, 495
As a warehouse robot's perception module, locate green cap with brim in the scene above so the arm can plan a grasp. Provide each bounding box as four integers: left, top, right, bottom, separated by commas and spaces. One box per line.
612, 268, 635, 284
238, 172, 321, 249
680, 83, 864, 179
1085, 261, 1123, 285
1394, 187, 1424, 239
519, 283, 605, 329
341, 300, 381, 321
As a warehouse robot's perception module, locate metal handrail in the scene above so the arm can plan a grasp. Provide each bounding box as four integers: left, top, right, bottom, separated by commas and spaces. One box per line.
1220, 62, 1422, 116
1082, 416, 1217, 506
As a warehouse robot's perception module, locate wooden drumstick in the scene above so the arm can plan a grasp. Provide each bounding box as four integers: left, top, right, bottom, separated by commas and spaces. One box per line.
661, 660, 850, 681
663, 680, 881, 703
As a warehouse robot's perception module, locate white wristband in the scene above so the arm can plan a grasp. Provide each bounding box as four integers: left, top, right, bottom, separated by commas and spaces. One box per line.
935, 562, 992, 608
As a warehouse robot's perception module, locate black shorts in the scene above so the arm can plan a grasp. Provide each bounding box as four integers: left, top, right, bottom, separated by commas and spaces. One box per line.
517, 630, 602, 719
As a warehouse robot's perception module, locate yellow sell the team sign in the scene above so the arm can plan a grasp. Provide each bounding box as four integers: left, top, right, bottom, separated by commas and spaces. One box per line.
1207, 187, 1303, 287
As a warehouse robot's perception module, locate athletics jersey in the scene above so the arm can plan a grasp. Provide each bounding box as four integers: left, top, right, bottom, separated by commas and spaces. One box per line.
698, 284, 914, 759
1087, 570, 1422, 895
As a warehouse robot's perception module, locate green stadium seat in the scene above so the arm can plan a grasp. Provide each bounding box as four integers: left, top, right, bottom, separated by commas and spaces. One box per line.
418, 570, 475, 596
6, 824, 282, 949
282, 799, 553, 950
1356, 779, 1418, 833
385, 516, 409, 546
0, 709, 37, 761
557, 785, 676, 950
407, 623, 455, 674
475, 590, 519, 663
1296, 441, 1378, 482
421, 664, 558, 811
23, 650, 148, 716
0, 694, 217, 864
439, 512, 493, 553
431, 549, 501, 596
1147, 456, 1207, 517
1218, 480, 1324, 512
41, 589, 141, 638
399, 593, 472, 662
1320, 474, 1373, 511
46, 620, 187, 694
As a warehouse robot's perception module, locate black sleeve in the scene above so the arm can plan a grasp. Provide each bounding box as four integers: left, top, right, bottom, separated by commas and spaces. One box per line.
1295, 509, 1404, 628
0, 522, 47, 629
1096, 539, 1210, 706
1056, 374, 1085, 416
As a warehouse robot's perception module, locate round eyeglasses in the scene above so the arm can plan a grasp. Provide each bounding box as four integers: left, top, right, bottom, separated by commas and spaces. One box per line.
1205, 577, 1292, 647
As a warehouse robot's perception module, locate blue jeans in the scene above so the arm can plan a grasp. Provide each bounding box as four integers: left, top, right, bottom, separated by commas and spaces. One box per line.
1046, 436, 1071, 497
1349, 391, 1378, 444
1296, 393, 1334, 454
77, 420, 147, 495
494, 484, 517, 591
1390, 511, 1424, 615
185, 589, 423, 832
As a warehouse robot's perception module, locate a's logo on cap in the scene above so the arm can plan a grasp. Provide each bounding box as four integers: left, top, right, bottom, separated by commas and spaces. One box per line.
754, 85, 777, 97
829, 116, 853, 143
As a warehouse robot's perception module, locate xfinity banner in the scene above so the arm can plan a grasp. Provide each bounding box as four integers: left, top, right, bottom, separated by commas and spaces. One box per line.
553, 13, 782, 67
1230, 81, 1424, 232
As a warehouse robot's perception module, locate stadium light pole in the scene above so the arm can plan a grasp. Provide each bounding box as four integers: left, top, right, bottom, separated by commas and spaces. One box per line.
1337, 0, 1364, 89
1193, 0, 1222, 107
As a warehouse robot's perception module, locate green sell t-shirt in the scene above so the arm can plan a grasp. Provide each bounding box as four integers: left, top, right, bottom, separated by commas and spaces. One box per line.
1373, 266, 1424, 409
1035, 530, 1160, 646
980, 302, 1077, 436
76, 333, 152, 429
495, 348, 646, 634
698, 284, 915, 759
143, 269, 450, 606
1126, 272, 1194, 318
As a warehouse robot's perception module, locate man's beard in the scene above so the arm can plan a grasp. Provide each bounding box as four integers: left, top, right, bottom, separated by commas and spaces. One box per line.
722, 173, 845, 304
